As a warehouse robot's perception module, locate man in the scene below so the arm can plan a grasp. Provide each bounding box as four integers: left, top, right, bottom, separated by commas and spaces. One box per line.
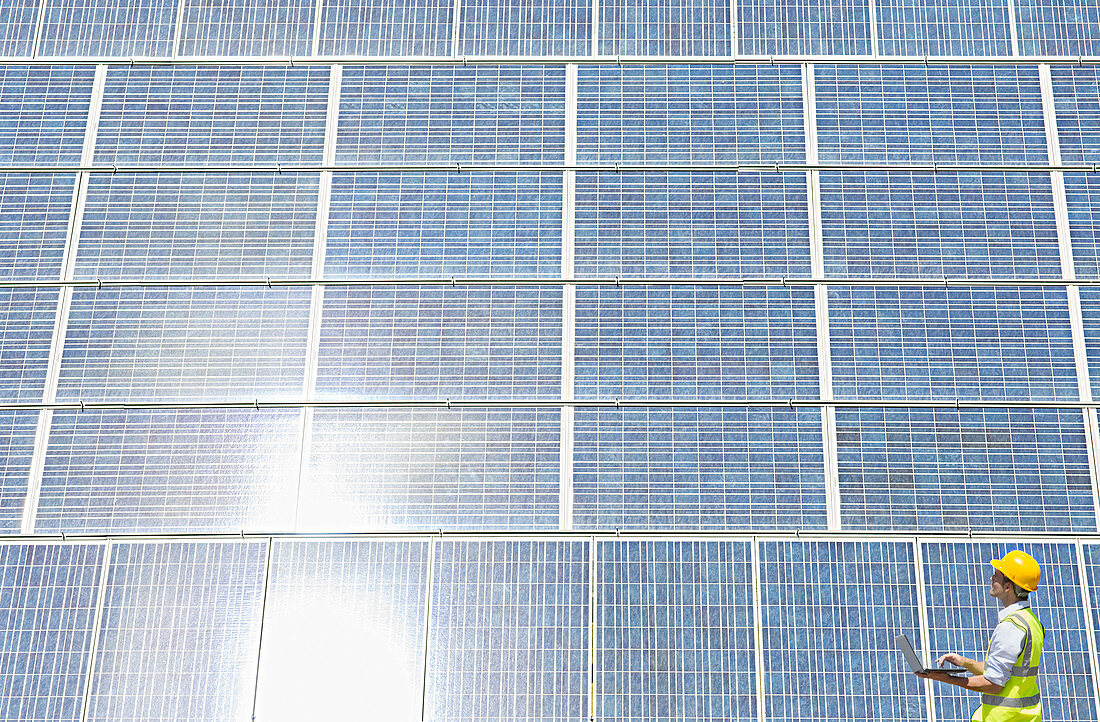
917, 550, 1044, 721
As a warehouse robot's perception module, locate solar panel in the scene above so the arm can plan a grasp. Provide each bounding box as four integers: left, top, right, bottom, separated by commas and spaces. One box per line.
574, 286, 819, 400
85, 541, 267, 722
815, 65, 1049, 164
299, 408, 560, 530
1078, 544, 1100, 702
572, 408, 827, 530
457, 0, 591, 55
94, 66, 329, 166
0, 0, 39, 57
922, 541, 1097, 722
576, 65, 805, 164
55, 288, 311, 403
1074, 288, 1100, 399
0, 289, 58, 404
819, 171, 1062, 279
738, 0, 873, 54
1050, 65, 1100, 166
758, 540, 926, 722
318, 0, 454, 56
0, 543, 105, 722
836, 407, 1096, 532
0, 412, 35, 532
0, 66, 94, 167
829, 286, 1079, 401
1066, 172, 1100, 278
37, 0, 179, 57
336, 66, 566, 164
426, 540, 589, 720
178, 0, 316, 56
325, 171, 562, 279
575, 171, 812, 278
254, 540, 429, 721
0, 173, 76, 281
596, 540, 755, 720
314, 286, 562, 400
875, 0, 1014, 55
75, 172, 319, 280
35, 408, 302, 534
1015, 0, 1100, 55
598, 0, 732, 56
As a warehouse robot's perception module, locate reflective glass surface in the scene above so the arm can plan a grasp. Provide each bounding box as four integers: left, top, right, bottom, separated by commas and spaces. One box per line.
178, 0, 316, 56
1066, 172, 1100, 279
0, 289, 58, 404
38, 0, 179, 57
1051, 65, 1100, 166
0, 0, 38, 57
458, 0, 591, 55
318, 0, 454, 55
0, 411, 35, 532
0, 173, 76, 281
738, 0, 873, 54
598, 0, 733, 56
1016, 0, 1100, 55
875, 0, 1014, 55
0, 66, 94, 166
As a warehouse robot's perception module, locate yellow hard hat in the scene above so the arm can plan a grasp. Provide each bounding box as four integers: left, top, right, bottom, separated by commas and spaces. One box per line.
990, 550, 1041, 592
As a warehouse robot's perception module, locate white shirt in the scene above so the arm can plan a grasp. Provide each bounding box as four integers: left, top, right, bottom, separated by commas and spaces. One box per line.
983, 600, 1032, 686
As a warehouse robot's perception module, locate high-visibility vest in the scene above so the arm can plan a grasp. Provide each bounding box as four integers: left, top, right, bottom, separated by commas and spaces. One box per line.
971, 607, 1045, 722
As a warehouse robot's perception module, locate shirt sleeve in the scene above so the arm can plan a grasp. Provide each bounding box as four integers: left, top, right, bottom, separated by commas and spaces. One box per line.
983, 620, 1028, 686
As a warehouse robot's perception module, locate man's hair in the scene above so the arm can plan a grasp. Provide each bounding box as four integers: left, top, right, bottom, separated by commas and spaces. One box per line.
1012, 582, 1031, 600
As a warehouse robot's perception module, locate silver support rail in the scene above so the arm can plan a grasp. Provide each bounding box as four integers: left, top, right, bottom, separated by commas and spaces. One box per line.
78, 540, 112, 722
561, 63, 578, 532
913, 539, 938, 722
1075, 540, 1100, 721
751, 537, 766, 722
420, 539, 437, 721
587, 536, 597, 719
249, 537, 275, 721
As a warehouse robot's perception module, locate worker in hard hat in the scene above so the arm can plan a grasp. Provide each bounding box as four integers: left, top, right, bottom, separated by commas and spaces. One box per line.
917, 550, 1045, 721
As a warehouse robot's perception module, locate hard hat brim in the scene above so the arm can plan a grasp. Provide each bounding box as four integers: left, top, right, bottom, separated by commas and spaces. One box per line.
990, 558, 1039, 592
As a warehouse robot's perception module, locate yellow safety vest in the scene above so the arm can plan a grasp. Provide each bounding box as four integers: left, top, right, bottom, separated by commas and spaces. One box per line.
971, 607, 1045, 722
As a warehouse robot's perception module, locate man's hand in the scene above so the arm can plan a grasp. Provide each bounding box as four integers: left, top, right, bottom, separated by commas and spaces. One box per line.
916, 670, 959, 681
935, 653, 968, 668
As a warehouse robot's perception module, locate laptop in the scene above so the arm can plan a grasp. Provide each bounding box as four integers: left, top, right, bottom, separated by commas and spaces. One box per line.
895, 634, 968, 675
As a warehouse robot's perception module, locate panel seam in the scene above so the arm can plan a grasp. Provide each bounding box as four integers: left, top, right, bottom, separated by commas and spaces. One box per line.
913, 538, 938, 722
751, 537, 766, 722
1074, 540, 1100, 721
171, 0, 187, 58
867, 0, 880, 58
77, 540, 112, 722
420, 539, 437, 721
31, 0, 48, 58
561, 64, 578, 531
248, 537, 275, 720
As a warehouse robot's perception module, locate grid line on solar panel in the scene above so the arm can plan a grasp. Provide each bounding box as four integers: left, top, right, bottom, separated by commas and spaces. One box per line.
572, 408, 827, 530
35, 409, 302, 534
457, 0, 591, 55
0, 411, 35, 532
1073, 288, 1100, 399
595, 540, 755, 720
178, 0, 316, 56
315, 286, 562, 401
0, 66, 95, 167
574, 286, 819, 400
37, 0, 179, 57
819, 171, 1061, 279
300, 408, 560, 530
1015, 0, 1100, 55
85, 541, 267, 722
318, 0, 453, 55
0, 543, 104, 722
0, 173, 76, 282
336, 66, 566, 164
0, 0, 39, 57
426, 540, 589, 720
576, 65, 806, 164
94, 66, 329, 166
836, 407, 1096, 531
737, 0, 874, 54
1066, 173, 1100, 278
74, 172, 319, 281
1050, 66, 1100, 166
597, 0, 732, 56
55, 287, 311, 403
325, 172, 562, 279
574, 171, 812, 278
814, 65, 1049, 164
0, 289, 58, 404
828, 286, 1079, 401
922, 542, 1098, 722
874, 0, 1015, 55
758, 540, 926, 721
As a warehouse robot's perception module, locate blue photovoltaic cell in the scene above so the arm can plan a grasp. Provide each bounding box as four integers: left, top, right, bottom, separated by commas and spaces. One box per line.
596, 541, 755, 721
38, 0, 179, 57
458, 0, 591, 55
836, 408, 1096, 532
299, 408, 560, 530
315, 286, 562, 400
178, 0, 316, 56
75, 172, 318, 280
319, 0, 453, 55
923, 542, 1097, 722
1016, 0, 1100, 55
1074, 289, 1100, 398
0, 411, 35, 532
875, 0, 1014, 55
819, 171, 1061, 279
0, 543, 104, 722
1078, 544, 1100, 701
829, 286, 1078, 401
573, 408, 826, 530
575, 171, 811, 278
759, 541, 925, 722
55, 288, 311, 403
85, 541, 267, 722
95, 66, 329, 166
325, 172, 562, 279
815, 65, 1048, 164
576, 65, 805, 164
574, 286, 819, 400
426, 540, 589, 721
36, 409, 302, 534
0, 0, 39, 57
1066, 173, 1100, 278
599, 0, 732, 56
254, 541, 430, 721
0, 289, 58, 404
738, 0, 873, 54
1051, 65, 1100, 166
0, 66, 94, 167
0, 173, 76, 281
336, 66, 566, 164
